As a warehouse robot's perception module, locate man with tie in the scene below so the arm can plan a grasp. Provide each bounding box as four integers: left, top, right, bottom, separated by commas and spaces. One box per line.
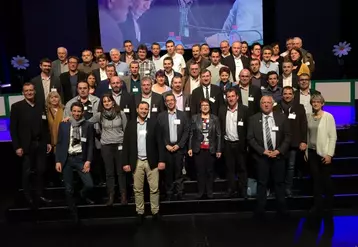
157, 93, 190, 200
218, 88, 249, 198
247, 95, 291, 219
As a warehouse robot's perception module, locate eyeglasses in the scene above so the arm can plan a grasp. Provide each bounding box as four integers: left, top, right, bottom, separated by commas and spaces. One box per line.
299, 79, 310, 82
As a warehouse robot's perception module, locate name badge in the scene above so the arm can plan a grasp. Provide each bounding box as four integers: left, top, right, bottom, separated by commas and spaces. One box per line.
84, 106, 88, 111
288, 113, 296, 119
42, 115, 47, 120
152, 107, 158, 112
51, 88, 57, 92
132, 87, 138, 93
260, 86, 265, 90
108, 84, 112, 89
139, 130, 146, 135
273, 102, 277, 107
124, 108, 130, 113
118, 72, 124, 76
238, 121, 244, 126
174, 119, 181, 125
209, 97, 216, 103
185, 106, 190, 112
248, 96, 254, 102
272, 126, 279, 131
81, 137, 87, 142
118, 145, 123, 150
144, 70, 150, 75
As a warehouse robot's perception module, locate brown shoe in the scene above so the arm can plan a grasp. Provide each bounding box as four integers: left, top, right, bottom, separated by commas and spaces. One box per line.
105, 193, 114, 206
120, 192, 128, 205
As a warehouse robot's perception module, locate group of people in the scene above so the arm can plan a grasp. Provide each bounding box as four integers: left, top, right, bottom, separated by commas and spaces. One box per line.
9, 37, 336, 224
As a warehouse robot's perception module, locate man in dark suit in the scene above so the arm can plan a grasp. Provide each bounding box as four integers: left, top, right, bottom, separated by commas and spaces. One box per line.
92, 54, 109, 84
10, 83, 52, 208
247, 95, 291, 219
233, 69, 262, 117
120, 40, 138, 64
221, 41, 250, 82
122, 101, 166, 224
278, 61, 299, 89
250, 58, 268, 89
218, 88, 249, 198
51, 47, 68, 78
274, 86, 307, 197
163, 57, 182, 87
157, 93, 190, 200
191, 69, 224, 116
294, 73, 320, 114
164, 75, 191, 118
31, 58, 63, 109
60, 56, 87, 104
134, 77, 165, 119
55, 102, 94, 222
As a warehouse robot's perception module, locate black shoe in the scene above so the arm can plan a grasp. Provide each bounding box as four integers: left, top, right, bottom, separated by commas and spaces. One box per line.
82, 197, 95, 205
285, 189, 293, 198
137, 214, 145, 225
152, 213, 161, 221
39, 196, 52, 204
25, 196, 37, 209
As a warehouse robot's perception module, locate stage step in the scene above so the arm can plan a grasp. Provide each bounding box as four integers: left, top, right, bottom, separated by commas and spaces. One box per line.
335, 141, 358, 157
336, 125, 357, 142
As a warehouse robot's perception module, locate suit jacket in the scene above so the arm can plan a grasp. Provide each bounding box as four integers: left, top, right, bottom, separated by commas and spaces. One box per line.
118, 11, 139, 48
55, 121, 94, 167
10, 100, 50, 153
278, 74, 299, 89
92, 68, 101, 87
31, 75, 63, 109
119, 90, 136, 120
60, 71, 87, 104
165, 71, 182, 87
134, 92, 165, 119
51, 59, 65, 78
233, 84, 262, 117
95, 79, 128, 98
188, 114, 222, 154
247, 111, 291, 159
274, 103, 307, 148
191, 84, 224, 116
122, 118, 165, 170
121, 75, 136, 93
293, 89, 321, 106
157, 110, 190, 153
183, 76, 200, 95
218, 104, 249, 151
120, 52, 138, 63
163, 90, 191, 118
221, 55, 250, 81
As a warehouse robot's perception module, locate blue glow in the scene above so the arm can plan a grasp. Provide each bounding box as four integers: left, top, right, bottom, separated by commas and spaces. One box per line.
332, 216, 358, 247
324, 105, 355, 125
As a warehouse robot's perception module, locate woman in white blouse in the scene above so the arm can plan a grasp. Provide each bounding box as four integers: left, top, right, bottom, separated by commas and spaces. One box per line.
306, 94, 337, 216
152, 70, 171, 94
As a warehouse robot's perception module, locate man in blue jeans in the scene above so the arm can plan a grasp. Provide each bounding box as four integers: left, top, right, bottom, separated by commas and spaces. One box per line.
55, 101, 94, 223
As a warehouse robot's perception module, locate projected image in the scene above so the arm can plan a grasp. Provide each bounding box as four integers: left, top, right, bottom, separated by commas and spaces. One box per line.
98, 0, 263, 51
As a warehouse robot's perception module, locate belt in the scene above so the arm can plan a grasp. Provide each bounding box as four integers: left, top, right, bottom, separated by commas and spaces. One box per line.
68, 152, 82, 157
225, 140, 240, 144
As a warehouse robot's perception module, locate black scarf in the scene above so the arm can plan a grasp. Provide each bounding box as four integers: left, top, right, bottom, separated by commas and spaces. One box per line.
280, 100, 293, 115
102, 108, 117, 120
69, 117, 85, 146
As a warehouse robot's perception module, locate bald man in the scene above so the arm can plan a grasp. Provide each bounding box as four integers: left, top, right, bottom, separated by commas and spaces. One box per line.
52, 47, 69, 78
221, 41, 250, 81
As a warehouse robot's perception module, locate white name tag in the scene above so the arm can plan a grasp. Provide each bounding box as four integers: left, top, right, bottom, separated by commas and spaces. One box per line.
152, 107, 158, 112
260, 86, 265, 90
238, 121, 244, 126
108, 84, 112, 89
288, 113, 296, 119
42, 115, 47, 120
273, 102, 277, 107
174, 119, 181, 125
81, 137, 87, 142
209, 97, 216, 103
305, 62, 311, 66
185, 107, 190, 112
144, 70, 150, 75
272, 126, 279, 131
118, 72, 124, 76
248, 96, 254, 102
139, 130, 146, 135
118, 145, 123, 150
84, 106, 88, 111
124, 108, 130, 113
132, 87, 138, 93
51, 88, 57, 92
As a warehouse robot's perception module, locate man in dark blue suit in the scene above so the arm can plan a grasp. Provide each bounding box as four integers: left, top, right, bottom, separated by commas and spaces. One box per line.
55, 102, 94, 223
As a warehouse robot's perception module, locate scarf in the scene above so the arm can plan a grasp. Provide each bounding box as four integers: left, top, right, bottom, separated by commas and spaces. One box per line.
280, 100, 293, 116
69, 116, 85, 146
102, 108, 117, 120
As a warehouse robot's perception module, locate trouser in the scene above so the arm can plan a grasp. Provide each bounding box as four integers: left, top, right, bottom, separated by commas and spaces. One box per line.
256, 156, 286, 213
285, 148, 297, 190
133, 159, 159, 215
92, 147, 105, 184
224, 140, 248, 195
308, 149, 334, 210
63, 155, 94, 213
101, 144, 126, 195
165, 150, 185, 196
22, 141, 47, 199
194, 149, 216, 197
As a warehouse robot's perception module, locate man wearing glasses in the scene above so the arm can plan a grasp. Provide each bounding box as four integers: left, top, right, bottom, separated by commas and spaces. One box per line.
293, 73, 321, 114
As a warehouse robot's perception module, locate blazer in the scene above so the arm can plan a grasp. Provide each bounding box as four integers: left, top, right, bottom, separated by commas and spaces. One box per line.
121, 75, 136, 93
60, 71, 87, 104
165, 71, 182, 87
51, 59, 65, 78
274, 103, 307, 148
122, 118, 165, 170
157, 110, 190, 153
306, 111, 337, 157
293, 89, 321, 106
163, 90, 191, 118
221, 55, 250, 81
247, 111, 291, 158
218, 104, 249, 151
92, 68, 101, 87
134, 92, 165, 119
233, 84, 262, 117
10, 100, 50, 153
55, 121, 94, 167
120, 52, 138, 63
278, 74, 299, 89
188, 114, 222, 154
119, 90, 136, 120
31, 75, 63, 110
190, 84, 224, 116
96, 79, 128, 98
118, 11, 139, 48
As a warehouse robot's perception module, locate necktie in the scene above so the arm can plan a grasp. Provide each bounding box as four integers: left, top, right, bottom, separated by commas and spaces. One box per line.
205, 86, 209, 99
265, 116, 274, 150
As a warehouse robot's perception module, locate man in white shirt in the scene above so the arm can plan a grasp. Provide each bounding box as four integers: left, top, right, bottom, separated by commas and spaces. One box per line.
207, 49, 233, 85
160, 40, 186, 75
151, 42, 162, 71
279, 61, 298, 89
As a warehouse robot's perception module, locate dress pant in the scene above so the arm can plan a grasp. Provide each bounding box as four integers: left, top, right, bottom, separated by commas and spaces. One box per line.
92, 147, 105, 184
308, 149, 334, 210
101, 144, 126, 195
224, 140, 248, 196
256, 156, 286, 213
165, 150, 185, 196
22, 140, 47, 199
63, 154, 94, 213
133, 159, 159, 215
285, 148, 297, 190
194, 149, 216, 197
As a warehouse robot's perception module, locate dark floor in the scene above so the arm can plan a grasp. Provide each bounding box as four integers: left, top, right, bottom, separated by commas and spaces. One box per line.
1, 211, 358, 247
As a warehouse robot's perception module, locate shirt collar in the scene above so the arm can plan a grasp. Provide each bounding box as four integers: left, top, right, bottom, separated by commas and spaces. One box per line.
137, 117, 148, 124
262, 112, 274, 118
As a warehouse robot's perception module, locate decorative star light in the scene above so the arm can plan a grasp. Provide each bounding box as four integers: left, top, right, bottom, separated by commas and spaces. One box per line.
332, 41, 352, 58
11, 55, 29, 70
